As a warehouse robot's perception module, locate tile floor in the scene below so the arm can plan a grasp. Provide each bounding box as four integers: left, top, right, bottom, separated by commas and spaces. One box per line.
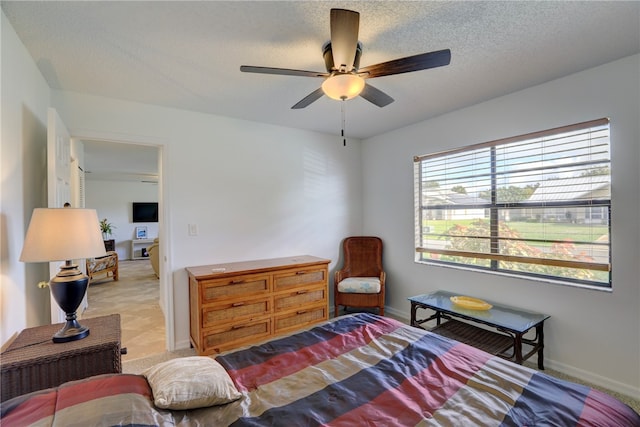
82, 259, 166, 361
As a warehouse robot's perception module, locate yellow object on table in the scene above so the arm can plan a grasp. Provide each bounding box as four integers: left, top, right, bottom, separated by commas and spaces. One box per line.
450, 296, 492, 310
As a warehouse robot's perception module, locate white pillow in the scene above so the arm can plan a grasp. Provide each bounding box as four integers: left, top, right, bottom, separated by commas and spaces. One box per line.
143, 356, 241, 410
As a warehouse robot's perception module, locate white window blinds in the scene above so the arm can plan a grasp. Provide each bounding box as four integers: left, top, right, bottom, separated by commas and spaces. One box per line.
414, 118, 611, 288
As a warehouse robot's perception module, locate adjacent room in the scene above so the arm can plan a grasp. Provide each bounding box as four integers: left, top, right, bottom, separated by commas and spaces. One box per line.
80, 141, 164, 358
2, 1, 638, 424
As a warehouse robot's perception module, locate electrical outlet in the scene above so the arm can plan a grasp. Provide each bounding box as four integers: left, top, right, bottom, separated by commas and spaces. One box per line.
188, 224, 198, 236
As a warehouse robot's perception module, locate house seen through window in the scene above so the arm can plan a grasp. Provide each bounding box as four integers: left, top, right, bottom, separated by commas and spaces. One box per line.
414, 118, 611, 289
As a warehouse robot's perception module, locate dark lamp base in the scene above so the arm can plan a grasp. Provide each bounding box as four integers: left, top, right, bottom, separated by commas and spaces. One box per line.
50, 262, 91, 343
52, 320, 90, 343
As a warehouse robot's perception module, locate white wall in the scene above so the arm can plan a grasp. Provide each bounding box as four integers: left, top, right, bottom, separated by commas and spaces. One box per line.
85, 180, 159, 260
49, 91, 364, 349
0, 12, 52, 346
3, 5, 637, 398
362, 54, 640, 397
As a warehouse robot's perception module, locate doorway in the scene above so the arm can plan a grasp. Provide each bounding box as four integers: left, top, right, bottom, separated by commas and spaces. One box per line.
83, 259, 164, 358
75, 136, 172, 357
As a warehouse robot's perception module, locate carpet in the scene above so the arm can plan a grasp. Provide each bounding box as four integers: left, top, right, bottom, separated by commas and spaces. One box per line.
123, 348, 197, 374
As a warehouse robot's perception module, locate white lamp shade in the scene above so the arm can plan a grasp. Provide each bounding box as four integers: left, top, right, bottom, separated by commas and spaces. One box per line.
321, 74, 365, 100
20, 208, 107, 262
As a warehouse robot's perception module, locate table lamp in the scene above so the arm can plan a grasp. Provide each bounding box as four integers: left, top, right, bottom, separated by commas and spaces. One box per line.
20, 207, 107, 343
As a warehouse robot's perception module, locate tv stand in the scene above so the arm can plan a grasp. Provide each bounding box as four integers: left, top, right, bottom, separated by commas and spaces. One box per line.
130, 238, 154, 260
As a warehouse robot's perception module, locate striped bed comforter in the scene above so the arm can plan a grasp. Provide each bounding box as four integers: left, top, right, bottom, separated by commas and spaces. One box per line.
2, 313, 639, 426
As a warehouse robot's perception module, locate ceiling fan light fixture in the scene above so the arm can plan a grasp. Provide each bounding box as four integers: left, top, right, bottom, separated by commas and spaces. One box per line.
241, 9, 451, 109
321, 74, 365, 101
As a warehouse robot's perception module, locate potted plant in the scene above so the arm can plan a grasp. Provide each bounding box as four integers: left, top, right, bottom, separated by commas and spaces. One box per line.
99, 218, 116, 240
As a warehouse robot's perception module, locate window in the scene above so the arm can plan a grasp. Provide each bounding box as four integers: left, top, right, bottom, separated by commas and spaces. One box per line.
414, 118, 611, 288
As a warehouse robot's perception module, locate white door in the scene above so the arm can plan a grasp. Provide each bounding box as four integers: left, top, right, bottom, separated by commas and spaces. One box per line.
47, 108, 74, 323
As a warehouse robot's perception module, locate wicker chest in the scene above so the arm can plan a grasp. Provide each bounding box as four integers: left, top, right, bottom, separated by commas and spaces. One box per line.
1, 314, 122, 402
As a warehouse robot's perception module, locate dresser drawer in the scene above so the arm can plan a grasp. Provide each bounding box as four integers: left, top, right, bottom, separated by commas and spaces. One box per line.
202, 297, 271, 328
274, 305, 327, 334
274, 286, 326, 312
203, 317, 271, 354
273, 267, 327, 292
200, 274, 270, 303
187, 256, 330, 355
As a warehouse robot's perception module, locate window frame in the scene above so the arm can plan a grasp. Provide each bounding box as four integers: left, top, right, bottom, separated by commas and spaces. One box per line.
414, 118, 611, 289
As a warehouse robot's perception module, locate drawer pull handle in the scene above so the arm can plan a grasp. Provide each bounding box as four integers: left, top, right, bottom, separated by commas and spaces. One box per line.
231, 280, 245, 284
232, 302, 245, 307
231, 324, 247, 330
297, 290, 308, 295
295, 271, 307, 275
297, 310, 308, 315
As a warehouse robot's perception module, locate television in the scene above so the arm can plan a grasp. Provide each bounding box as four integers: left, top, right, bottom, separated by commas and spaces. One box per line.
132, 202, 158, 223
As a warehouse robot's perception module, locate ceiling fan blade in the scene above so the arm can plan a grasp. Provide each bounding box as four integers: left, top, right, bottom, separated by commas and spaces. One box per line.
358, 49, 451, 79
330, 9, 360, 72
360, 83, 394, 108
291, 87, 325, 109
240, 65, 328, 78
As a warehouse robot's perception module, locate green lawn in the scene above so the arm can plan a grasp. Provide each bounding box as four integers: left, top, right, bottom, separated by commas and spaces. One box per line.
426, 219, 607, 243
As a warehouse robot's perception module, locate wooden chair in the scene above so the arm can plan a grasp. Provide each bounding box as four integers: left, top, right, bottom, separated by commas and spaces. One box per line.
334, 236, 385, 316
86, 251, 119, 284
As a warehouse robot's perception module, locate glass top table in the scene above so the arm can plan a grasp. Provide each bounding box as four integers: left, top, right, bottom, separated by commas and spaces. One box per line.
409, 290, 550, 368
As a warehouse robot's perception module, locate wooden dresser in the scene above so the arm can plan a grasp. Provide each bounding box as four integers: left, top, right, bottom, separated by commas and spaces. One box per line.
186, 255, 330, 355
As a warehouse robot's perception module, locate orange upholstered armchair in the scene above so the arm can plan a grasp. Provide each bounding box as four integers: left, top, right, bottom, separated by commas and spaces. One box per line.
334, 236, 385, 316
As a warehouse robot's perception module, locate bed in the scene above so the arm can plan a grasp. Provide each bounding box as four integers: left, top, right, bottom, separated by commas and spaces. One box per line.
2, 313, 638, 426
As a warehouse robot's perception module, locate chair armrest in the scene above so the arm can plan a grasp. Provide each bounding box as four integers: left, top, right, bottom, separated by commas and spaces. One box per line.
335, 268, 352, 284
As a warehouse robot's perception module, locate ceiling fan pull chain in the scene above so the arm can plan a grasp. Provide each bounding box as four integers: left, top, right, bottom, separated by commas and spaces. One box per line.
341, 99, 346, 146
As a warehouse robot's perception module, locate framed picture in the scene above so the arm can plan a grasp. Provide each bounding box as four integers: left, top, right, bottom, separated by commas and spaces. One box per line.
135, 226, 147, 239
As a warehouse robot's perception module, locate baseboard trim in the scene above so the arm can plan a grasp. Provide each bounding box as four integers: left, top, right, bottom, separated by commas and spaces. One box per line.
174, 339, 192, 351
385, 306, 410, 323
543, 359, 640, 399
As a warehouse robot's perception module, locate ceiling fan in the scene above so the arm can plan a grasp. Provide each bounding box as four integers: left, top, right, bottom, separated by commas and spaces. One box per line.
240, 8, 451, 109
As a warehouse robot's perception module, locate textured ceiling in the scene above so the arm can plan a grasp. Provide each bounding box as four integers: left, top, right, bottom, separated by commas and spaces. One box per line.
3, 1, 639, 177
